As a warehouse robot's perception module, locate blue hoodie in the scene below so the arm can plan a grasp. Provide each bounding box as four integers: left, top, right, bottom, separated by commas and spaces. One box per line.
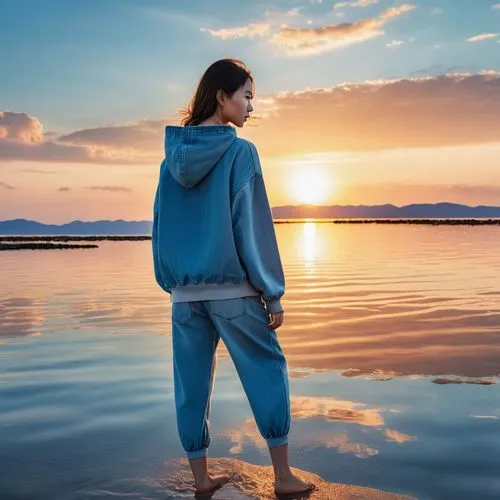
151, 124, 285, 314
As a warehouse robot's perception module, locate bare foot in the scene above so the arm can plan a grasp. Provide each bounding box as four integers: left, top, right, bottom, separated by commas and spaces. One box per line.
194, 473, 231, 496
274, 473, 316, 496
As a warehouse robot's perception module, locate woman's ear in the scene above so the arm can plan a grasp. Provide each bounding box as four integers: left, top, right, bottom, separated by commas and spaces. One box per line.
216, 89, 225, 107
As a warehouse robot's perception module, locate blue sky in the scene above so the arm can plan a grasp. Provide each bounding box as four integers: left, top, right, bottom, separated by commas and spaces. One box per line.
2, 0, 498, 132
1, 0, 500, 222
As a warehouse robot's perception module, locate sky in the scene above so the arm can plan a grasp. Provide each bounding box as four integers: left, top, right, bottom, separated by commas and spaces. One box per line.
1, 0, 500, 223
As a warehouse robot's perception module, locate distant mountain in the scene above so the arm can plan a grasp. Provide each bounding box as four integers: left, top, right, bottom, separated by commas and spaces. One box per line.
1, 203, 499, 235
271, 202, 500, 219
0, 219, 152, 235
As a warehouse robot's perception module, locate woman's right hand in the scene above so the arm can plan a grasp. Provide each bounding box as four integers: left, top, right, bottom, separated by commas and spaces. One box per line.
268, 311, 284, 330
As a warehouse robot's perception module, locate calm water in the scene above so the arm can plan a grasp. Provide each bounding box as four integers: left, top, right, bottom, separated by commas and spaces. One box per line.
1, 223, 500, 499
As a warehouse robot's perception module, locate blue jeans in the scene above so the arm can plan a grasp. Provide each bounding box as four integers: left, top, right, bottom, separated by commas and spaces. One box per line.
171, 295, 290, 459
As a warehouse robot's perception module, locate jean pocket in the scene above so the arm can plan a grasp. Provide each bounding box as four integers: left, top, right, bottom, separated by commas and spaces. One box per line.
209, 297, 247, 320
245, 295, 269, 319
172, 302, 193, 324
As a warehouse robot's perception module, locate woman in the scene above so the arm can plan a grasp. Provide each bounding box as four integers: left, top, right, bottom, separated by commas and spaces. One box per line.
152, 58, 316, 497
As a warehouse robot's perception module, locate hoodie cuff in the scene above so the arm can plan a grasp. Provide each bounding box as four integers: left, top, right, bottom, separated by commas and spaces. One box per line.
265, 298, 283, 314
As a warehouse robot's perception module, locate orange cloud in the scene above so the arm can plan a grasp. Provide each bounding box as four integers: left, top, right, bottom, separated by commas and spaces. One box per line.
378, 4, 415, 21
0, 112, 45, 144
3, 71, 500, 165
467, 33, 499, 42
200, 4, 415, 56
0, 114, 164, 164
200, 23, 271, 39
241, 71, 500, 156
269, 18, 384, 55
268, 4, 415, 55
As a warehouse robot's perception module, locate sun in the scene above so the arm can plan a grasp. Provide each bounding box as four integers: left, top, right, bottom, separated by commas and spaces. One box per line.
289, 169, 333, 205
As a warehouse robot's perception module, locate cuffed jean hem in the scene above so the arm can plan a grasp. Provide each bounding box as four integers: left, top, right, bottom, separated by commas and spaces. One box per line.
266, 435, 289, 449
186, 447, 208, 459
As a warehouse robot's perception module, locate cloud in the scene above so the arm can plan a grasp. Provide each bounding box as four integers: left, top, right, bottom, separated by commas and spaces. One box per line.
241, 71, 500, 155
58, 119, 164, 151
492, 3, 500, 10
200, 4, 415, 56
58, 187, 70, 192
200, 22, 271, 39
4, 71, 500, 164
269, 19, 385, 55
334, 0, 379, 9
0, 181, 15, 190
86, 186, 132, 192
0, 136, 91, 163
378, 4, 415, 21
0, 112, 45, 143
269, 4, 415, 55
439, 183, 500, 200
467, 33, 499, 42
386, 39, 404, 47
331, 182, 500, 206
0, 113, 165, 164
285, 7, 302, 17
22, 168, 57, 174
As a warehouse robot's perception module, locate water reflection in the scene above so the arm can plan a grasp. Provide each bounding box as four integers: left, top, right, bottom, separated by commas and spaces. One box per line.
0, 297, 45, 337
1, 225, 500, 378
219, 395, 419, 459
1, 309, 499, 499
302, 220, 317, 268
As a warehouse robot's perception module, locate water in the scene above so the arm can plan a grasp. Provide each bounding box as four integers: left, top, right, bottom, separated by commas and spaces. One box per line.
1, 223, 500, 499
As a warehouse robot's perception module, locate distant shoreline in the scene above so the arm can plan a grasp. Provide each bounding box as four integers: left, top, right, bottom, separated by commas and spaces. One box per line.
274, 218, 500, 225
1, 218, 499, 250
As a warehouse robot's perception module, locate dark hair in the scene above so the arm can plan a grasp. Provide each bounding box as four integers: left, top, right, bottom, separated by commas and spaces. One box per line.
180, 58, 254, 126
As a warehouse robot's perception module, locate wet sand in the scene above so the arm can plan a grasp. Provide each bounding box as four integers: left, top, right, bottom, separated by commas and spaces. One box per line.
155, 458, 415, 499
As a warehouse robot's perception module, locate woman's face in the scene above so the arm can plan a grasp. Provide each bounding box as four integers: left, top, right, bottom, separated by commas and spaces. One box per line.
222, 78, 254, 128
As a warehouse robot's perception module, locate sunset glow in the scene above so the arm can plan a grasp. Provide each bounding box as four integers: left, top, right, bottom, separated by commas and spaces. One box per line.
289, 170, 334, 205
1, 1, 500, 223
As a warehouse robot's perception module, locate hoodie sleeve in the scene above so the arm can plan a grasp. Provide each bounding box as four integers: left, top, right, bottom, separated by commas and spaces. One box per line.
231, 146, 285, 314
152, 181, 171, 294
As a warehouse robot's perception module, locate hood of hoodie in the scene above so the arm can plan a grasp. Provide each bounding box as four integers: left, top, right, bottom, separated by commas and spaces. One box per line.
164, 125, 237, 189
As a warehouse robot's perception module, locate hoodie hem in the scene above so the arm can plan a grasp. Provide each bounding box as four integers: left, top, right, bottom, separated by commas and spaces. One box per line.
171, 280, 260, 303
